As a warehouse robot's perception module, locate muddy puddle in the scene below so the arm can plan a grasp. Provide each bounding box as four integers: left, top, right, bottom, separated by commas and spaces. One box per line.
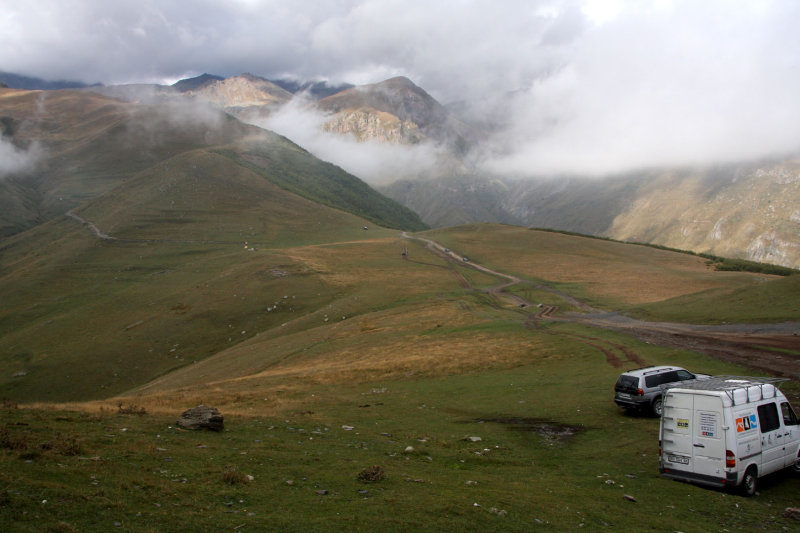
474, 417, 585, 444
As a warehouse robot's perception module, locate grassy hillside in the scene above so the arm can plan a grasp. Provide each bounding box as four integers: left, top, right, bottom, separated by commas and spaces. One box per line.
0, 88, 425, 237
2, 222, 799, 530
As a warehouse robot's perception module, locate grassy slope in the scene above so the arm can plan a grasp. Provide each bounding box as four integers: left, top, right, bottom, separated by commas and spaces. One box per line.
0, 88, 426, 237
2, 222, 799, 531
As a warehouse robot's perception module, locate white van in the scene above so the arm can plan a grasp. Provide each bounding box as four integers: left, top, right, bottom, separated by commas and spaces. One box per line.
659, 376, 800, 495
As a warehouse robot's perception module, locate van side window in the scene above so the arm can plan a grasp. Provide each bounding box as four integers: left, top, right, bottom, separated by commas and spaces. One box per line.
757, 403, 781, 433
781, 402, 798, 426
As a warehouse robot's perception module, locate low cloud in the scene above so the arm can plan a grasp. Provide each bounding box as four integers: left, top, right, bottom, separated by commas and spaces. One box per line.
479, 2, 800, 177
2, 1, 800, 177
0, 136, 42, 178
251, 95, 445, 184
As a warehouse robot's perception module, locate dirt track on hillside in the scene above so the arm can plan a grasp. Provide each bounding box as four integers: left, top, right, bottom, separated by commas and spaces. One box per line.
404, 233, 800, 381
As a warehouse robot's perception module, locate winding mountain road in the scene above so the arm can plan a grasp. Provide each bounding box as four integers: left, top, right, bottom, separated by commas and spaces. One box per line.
403, 233, 800, 380
66, 213, 799, 379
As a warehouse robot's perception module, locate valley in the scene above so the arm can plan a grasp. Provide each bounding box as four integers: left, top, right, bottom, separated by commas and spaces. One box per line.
1, 84, 799, 532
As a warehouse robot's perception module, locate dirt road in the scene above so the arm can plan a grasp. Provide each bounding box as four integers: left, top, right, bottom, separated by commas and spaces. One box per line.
404, 233, 800, 380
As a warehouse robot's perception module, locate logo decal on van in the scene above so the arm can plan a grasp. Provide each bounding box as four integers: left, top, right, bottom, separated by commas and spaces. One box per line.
736, 414, 758, 433
677, 418, 689, 429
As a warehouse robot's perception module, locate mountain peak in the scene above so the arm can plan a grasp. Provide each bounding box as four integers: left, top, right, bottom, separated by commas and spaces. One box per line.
172, 73, 224, 92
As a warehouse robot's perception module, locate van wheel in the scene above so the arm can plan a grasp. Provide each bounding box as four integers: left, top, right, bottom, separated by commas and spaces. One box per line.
651, 397, 663, 417
740, 467, 757, 496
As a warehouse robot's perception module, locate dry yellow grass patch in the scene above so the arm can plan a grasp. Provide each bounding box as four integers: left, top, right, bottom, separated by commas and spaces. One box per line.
114, 295, 545, 413
432, 225, 771, 305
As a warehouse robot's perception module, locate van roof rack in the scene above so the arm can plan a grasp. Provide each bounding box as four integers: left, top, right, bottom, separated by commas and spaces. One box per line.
662, 376, 789, 405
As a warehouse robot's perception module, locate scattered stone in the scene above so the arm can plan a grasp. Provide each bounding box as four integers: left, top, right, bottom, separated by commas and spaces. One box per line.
341, 425, 355, 431
465, 436, 482, 443
604, 479, 615, 485
404, 446, 415, 453
623, 494, 637, 502
489, 507, 507, 517
465, 480, 478, 486
285, 480, 294, 486
316, 490, 329, 495
785, 508, 800, 520
176, 405, 224, 431
357, 465, 385, 483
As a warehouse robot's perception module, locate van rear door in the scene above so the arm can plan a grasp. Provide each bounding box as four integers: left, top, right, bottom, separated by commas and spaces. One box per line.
662, 390, 693, 467
691, 394, 726, 478
662, 391, 726, 478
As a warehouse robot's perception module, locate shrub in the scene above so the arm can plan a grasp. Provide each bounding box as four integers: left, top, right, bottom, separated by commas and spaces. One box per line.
221, 466, 251, 485
117, 403, 147, 416
357, 465, 386, 483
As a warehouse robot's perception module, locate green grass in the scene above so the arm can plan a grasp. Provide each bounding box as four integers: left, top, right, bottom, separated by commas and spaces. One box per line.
2, 350, 798, 532
2, 220, 799, 531
626, 274, 800, 324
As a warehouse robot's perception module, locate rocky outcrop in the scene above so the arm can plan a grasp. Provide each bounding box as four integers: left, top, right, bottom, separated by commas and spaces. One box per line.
184, 74, 293, 109
176, 405, 224, 431
322, 109, 424, 144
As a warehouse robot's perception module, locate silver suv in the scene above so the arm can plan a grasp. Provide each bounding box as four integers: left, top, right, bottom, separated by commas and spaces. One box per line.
614, 366, 707, 416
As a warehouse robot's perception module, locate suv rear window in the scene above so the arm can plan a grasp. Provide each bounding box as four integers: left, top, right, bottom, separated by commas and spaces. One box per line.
615, 375, 639, 392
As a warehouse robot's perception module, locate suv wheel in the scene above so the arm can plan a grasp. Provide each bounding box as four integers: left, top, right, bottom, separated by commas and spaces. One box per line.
651, 397, 663, 417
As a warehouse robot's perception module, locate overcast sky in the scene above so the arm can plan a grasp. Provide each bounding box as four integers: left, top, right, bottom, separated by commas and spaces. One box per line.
2, 0, 800, 176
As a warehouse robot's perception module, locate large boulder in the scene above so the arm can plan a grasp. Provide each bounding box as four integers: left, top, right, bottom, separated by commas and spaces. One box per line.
176, 405, 224, 431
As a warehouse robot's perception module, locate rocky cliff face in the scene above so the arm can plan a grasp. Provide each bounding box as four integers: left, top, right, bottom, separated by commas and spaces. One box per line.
184, 74, 293, 110
606, 160, 800, 267
316, 76, 479, 152
321, 108, 423, 144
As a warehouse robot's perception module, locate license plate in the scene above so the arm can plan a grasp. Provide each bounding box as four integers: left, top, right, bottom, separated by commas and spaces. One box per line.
617, 393, 631, 400
668, 454, 689, 465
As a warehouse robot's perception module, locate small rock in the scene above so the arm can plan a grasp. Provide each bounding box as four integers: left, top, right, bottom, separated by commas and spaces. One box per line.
341, 425, 354, 431
404, 446, 415, 453
285, 480, 294, 485
604, 479, 615, 485
785, 507, 800, 520
623, 494, 637, 502
316, 490, 329, 495
465, 436, 482, 442
466, 480, 478, 486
